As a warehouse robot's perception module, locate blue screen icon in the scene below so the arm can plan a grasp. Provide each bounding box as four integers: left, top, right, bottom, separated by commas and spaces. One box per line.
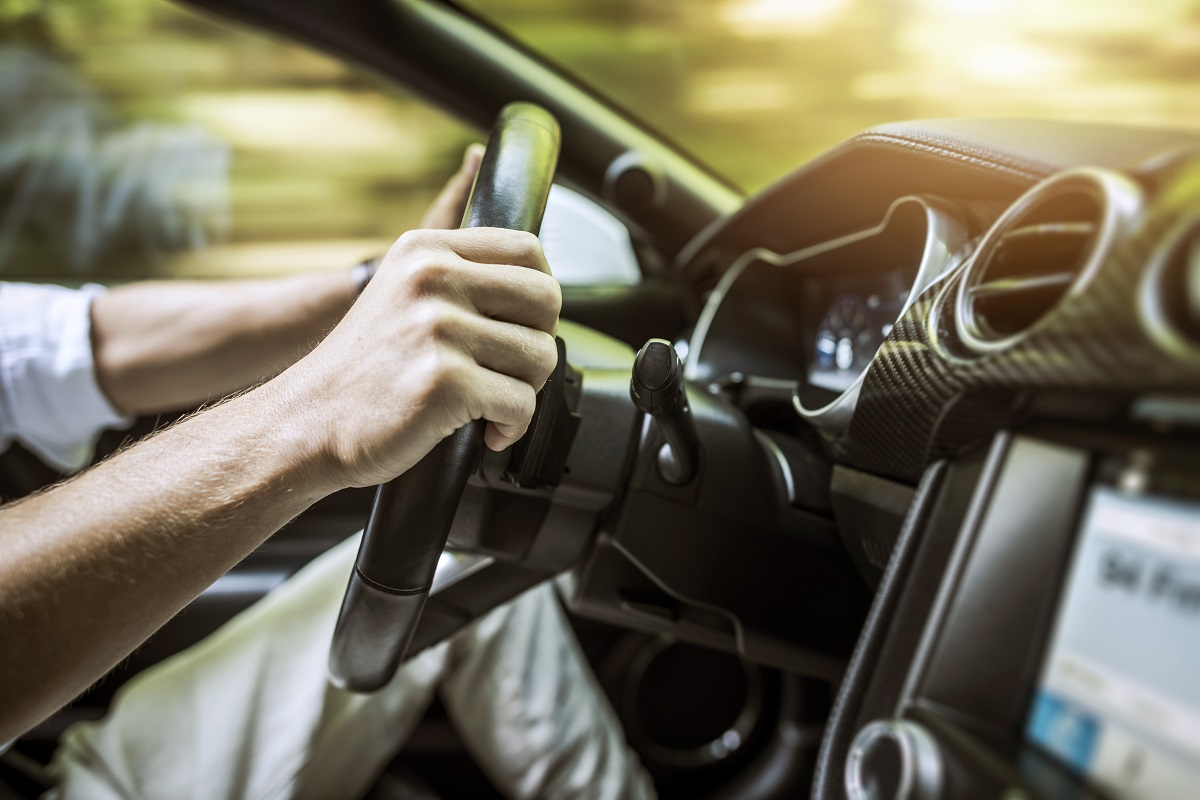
1027, 690, 1101, 774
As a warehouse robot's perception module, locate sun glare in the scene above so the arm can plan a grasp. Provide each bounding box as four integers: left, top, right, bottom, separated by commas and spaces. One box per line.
964, 43, 1077, 87
920, 0, 1017, 15
721, 0, 852, 37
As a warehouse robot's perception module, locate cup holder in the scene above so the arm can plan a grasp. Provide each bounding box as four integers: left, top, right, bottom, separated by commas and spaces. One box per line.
605, 634, 768, 773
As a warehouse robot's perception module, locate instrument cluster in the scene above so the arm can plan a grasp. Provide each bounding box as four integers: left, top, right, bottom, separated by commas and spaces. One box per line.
808, 275, 910, 394
687, 196, 969, 432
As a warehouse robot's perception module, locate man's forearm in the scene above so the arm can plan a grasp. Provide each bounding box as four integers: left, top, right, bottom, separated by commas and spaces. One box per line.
91, 270, 359, 415
0, 378, 335, 742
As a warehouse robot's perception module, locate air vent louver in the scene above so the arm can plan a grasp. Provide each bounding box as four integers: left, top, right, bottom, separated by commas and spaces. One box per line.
956, 169, 1140, 353
964, 195, 1098, 341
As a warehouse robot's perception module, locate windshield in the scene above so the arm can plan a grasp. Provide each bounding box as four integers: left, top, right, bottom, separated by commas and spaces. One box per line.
459, 0, 1200, 192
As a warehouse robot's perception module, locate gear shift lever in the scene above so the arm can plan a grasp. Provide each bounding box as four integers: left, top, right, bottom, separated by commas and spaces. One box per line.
631, 339, 701, 485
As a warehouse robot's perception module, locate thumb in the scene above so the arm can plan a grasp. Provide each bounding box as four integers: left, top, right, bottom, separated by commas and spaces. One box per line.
460, 143, 485, 178
420, 143, 485, 230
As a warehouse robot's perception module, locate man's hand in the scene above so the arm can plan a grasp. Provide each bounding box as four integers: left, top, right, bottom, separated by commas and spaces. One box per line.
281, 226, 561, 490
420, 144, 485, 230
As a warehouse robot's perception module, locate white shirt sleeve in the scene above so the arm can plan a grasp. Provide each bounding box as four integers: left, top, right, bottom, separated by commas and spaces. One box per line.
0, 282, 132, 473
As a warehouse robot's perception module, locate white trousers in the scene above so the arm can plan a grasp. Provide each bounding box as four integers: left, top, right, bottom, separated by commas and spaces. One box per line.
48, 535, 655, 800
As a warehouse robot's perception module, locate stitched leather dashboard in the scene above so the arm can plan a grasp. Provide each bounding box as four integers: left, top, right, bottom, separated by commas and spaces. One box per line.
677, 119, 1200, 288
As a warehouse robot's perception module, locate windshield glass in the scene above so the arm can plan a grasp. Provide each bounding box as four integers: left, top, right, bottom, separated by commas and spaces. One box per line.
459, 0, 1200, 192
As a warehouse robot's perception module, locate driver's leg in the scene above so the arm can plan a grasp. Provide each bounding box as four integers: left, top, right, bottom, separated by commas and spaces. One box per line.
49, 534, 452, 800
48, 534, 655, 800
440, 582, 656, 800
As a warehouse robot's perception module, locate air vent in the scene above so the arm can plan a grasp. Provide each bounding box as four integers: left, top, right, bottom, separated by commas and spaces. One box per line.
1157, 223, 1200, 341
957, 169, 1143, 353
1141, 218, 1200, 360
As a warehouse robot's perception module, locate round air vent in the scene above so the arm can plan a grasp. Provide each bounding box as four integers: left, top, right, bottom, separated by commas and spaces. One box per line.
956, 168, 1144, 354
1159, 224, 1200, 337
1141, 218, 1200, 362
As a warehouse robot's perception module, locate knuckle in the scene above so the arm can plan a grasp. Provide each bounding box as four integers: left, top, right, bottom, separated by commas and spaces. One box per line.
417, 302, 457, 343
514, 230, 540, 252
392, 228, 427, 256
407, 257, 451, 294
536, 332, 558, 377
406, 304, 455, 360
544, 278, 563, 317
422, 349, 465, 398
518, 384, 538, 419
519, 272, 560, 324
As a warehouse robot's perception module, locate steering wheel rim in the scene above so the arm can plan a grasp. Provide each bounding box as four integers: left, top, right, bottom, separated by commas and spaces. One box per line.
328, 102, 561, 693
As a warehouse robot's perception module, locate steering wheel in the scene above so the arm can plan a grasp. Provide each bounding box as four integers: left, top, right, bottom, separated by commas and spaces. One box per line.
328, 102, 561, 692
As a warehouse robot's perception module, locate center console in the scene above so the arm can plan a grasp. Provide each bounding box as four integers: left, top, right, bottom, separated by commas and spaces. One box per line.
823, 426, 1200, 799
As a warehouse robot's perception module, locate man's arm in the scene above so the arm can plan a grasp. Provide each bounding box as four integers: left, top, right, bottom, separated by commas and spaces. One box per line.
89, 144, 484, 416
90, 271, 358, 415
0, 226, 561, 743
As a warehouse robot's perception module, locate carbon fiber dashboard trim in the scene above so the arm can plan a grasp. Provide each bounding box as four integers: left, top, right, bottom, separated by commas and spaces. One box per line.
834, 159, 1200, 482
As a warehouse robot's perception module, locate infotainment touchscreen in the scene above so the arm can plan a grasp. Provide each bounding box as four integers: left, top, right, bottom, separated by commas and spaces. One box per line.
1025, 486, 1200, 797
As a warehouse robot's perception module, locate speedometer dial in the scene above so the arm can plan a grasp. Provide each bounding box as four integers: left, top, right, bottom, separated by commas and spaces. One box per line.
811, 295, 881, 393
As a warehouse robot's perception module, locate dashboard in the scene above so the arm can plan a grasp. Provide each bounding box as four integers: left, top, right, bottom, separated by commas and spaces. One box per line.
672, 119, 1200, 799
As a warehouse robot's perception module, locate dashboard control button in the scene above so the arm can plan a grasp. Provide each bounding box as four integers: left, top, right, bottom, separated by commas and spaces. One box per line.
846, 719, 943, 800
